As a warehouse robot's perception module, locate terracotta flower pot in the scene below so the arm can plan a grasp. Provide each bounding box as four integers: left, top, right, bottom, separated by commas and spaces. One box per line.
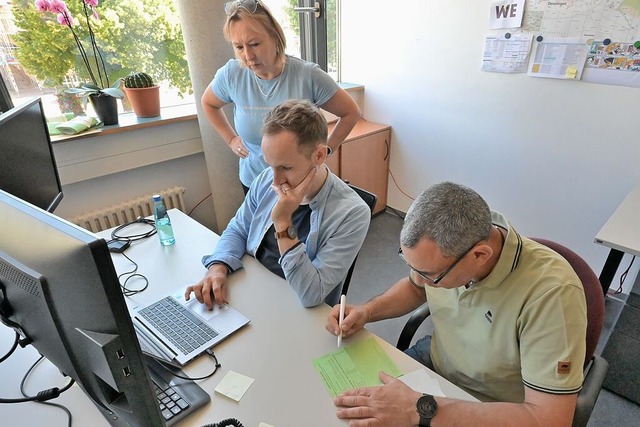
124, 85, 160, 118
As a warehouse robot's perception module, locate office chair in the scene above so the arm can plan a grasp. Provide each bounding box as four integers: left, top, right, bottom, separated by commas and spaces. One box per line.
341, 184, 377, 296
395, 237, 608, 427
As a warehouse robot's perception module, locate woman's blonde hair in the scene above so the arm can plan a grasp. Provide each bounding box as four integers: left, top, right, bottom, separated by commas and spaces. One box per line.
223, 1, 287, 65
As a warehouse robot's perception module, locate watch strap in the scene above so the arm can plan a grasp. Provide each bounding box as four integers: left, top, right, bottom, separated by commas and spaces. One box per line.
274, 224, 297, 240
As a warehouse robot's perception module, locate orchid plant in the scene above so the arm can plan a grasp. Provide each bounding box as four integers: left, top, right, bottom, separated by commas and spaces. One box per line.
34, 0, 124, 105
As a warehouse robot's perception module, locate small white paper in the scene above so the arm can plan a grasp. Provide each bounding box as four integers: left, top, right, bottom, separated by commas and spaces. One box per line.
398, 369, 445, 397
258, 423, 276, 427
214, 370, 255, 401
489, 0, 525, 29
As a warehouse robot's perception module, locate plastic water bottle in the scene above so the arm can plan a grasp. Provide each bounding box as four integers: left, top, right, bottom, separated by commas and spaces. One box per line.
152, 194, 175, 246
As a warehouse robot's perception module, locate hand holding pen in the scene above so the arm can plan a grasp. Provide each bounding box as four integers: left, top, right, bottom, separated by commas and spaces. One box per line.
338, 294, 346, 347
326, 298, 369, 341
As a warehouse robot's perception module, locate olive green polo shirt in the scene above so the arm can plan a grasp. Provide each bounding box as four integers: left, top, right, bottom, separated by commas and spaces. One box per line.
426, 211, 587, 402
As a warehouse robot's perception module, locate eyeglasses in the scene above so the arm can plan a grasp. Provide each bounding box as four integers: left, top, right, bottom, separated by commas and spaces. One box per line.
398, 243, 477, 287
224, 0, 259, 16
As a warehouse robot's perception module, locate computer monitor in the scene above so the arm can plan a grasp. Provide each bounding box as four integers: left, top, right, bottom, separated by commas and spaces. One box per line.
0, 97, 63, 212
0, 189, 165, 426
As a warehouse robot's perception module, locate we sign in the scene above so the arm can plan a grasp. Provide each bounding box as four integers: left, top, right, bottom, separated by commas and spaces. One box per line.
489, 0, 525, 29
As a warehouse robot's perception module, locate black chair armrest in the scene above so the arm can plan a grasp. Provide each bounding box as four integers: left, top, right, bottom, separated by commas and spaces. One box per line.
572, 355, 609, 427
396, 303, 431, 351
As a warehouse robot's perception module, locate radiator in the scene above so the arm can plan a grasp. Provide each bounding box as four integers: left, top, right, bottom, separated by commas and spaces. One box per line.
71, 186, 186, 233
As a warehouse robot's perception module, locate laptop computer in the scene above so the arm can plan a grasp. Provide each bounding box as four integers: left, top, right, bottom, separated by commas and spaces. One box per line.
131, 290, 250, 366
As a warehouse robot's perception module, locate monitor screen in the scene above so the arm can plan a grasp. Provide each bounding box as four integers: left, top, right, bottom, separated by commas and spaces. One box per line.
0, 97, 63, 212
0, 189, 165, 426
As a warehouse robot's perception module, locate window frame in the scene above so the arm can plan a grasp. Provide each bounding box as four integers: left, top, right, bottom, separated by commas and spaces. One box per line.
297, 0, 328, 72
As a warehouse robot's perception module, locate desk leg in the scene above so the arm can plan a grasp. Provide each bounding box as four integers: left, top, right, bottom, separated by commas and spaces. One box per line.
599, 249, 624, 296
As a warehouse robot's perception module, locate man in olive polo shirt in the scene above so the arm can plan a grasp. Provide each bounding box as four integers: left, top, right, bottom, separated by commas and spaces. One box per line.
326, 181, 587, 427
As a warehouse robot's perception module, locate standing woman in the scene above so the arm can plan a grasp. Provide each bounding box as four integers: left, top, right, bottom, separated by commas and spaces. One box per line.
202, 0, 361, 193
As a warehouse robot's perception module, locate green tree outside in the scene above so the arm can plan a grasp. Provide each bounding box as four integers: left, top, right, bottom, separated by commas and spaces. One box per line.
12, 0, 191, 95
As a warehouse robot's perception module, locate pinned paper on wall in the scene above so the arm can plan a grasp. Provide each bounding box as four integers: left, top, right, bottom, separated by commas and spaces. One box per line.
527, 40, 589, 79
482, 33, 533, 73
489, 0, 525, 30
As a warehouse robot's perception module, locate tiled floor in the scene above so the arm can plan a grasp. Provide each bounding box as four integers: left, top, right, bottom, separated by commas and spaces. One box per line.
347, 210, 640, 426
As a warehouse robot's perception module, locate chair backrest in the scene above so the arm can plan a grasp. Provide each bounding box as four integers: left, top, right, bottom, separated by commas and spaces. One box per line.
341, 184, 377, 296
531, 238, 604, 368
348, 184, 377, 214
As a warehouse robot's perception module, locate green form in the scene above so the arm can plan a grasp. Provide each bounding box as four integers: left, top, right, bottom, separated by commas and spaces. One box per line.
313, 337, 402, 397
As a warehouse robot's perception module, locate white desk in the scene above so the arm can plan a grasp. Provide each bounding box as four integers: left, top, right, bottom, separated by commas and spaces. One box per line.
0, 210, 476, 426
594, 183, 640, 295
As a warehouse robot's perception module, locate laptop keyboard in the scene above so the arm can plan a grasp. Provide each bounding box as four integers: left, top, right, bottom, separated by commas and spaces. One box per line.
138, 296, 218, 355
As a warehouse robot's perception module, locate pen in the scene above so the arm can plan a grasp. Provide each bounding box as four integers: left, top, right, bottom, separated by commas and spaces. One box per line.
338, 294, 346, 347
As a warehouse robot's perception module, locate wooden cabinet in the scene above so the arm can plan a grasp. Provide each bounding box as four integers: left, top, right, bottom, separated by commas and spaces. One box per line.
327, 119, 391, 215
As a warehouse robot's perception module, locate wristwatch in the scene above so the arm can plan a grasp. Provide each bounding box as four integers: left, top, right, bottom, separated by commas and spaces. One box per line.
274, 224, 298, 240
416, 393, 438, 426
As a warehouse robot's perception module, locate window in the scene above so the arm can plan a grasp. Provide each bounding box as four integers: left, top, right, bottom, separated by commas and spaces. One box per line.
280, 0, 337, 79
0, 0, 193, 118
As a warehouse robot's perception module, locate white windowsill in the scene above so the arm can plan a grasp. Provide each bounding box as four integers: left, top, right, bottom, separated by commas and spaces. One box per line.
52, 103, 203, 186
50, 102, 198, 144
51, 83, 364, 186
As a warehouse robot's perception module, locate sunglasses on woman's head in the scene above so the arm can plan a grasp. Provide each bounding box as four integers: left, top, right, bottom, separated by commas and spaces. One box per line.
224, 0, 259, 16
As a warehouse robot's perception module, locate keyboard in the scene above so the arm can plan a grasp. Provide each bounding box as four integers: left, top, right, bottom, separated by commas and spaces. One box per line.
145, 355, 211, 425
138, 296, 218, 354
153, 377, 190, 421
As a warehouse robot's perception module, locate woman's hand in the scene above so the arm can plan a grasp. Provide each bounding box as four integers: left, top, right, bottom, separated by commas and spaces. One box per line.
229, 135, 248, 158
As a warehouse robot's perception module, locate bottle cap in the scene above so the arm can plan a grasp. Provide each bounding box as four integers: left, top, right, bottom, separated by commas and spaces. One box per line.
152, 194, 161, 202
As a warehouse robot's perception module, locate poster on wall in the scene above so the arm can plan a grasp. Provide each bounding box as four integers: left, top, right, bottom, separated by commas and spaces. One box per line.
518, 0, 640, 87
581, 40, 640, 88
482, 33, 533, 73
527, 40, 589, 80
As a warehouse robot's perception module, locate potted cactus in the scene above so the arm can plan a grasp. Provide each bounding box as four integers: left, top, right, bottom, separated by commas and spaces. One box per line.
121, 72, 160, 118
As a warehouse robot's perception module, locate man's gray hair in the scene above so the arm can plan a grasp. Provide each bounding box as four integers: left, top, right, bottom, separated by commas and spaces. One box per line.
400, 182, 492, 257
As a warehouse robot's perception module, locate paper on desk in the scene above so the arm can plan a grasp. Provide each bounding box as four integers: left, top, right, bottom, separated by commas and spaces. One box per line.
313, 337, 402, 397
214, 370, 255, 401
399, 369, 445, 397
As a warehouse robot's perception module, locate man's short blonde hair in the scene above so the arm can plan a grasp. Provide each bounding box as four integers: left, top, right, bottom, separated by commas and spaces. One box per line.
263, 100, 327, 156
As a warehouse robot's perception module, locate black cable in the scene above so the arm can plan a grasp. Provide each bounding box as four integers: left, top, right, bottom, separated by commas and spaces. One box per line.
201, 418, 244, 427
159, 349, 221, 381
107, 217, 156, 297
17, 355, 74, 426
0, 330, 19, 363
0, 354, 74, 405
110, 217, 156, 242
116, 251, 149, 297
610, 255, 635, 295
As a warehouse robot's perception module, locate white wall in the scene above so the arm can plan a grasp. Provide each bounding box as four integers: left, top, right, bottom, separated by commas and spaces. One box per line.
341, 1, 640, 292
51, 120, 216, 231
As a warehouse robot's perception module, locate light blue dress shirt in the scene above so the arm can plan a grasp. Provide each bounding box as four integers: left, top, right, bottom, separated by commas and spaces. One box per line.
202, 167, 370, 307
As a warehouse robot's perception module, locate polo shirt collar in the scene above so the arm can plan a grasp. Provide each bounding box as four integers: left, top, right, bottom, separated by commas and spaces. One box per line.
474, 211, 523, 290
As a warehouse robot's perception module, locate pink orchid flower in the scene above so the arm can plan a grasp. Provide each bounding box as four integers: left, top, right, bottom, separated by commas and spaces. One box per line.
34, 0, 50, 12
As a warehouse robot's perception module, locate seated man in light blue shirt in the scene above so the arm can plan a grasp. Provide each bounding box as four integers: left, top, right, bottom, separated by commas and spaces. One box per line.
185, 100, 370, 308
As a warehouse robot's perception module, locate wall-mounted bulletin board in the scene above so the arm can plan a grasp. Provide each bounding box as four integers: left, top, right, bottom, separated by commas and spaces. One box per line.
483, 0, 640, 88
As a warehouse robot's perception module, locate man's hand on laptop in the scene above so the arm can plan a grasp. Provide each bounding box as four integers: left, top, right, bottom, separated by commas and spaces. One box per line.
185, 264, 229, 309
